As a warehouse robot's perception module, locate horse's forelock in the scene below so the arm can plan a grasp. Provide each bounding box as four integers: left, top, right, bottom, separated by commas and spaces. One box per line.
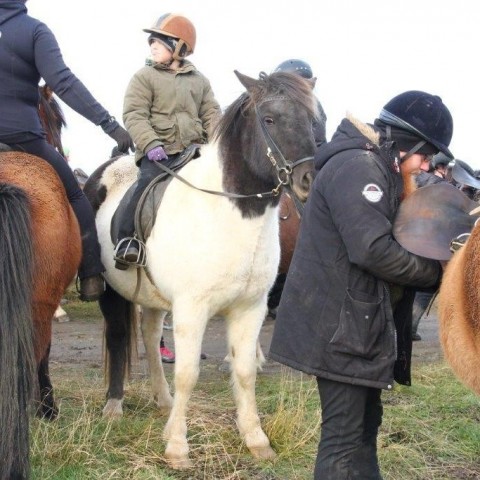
213, 72, 315, 143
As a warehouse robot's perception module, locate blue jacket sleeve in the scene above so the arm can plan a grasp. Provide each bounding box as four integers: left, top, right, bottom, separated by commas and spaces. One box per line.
33, 22, 111, 126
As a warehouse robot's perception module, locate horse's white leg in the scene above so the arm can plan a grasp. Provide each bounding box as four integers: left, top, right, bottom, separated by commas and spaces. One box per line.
163, 301, 209, 469
140, 307, 173, 412
227, 303, 276, 460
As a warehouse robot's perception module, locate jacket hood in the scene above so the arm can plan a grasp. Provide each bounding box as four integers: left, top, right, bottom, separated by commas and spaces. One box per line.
314, 114, 381, 171
0, 0, 26, 25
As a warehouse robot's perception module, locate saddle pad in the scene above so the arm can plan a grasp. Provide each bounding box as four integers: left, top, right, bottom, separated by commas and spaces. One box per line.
110, 144, 201, 245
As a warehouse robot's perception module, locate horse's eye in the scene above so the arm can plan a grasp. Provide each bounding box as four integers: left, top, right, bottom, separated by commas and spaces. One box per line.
264, 117, 274, 125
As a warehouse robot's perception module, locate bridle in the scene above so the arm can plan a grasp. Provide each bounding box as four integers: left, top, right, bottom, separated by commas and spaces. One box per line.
152, 100, 313, 205
254, 102, 313, 213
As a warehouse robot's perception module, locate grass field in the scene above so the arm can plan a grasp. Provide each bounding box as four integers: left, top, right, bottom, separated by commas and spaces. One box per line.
30, 359, 480, 479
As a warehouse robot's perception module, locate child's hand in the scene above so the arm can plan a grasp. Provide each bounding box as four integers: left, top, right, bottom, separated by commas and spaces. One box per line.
147, 146, 168, 161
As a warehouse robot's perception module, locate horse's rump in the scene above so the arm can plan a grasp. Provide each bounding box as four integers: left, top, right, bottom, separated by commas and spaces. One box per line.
0, 152, 81, 358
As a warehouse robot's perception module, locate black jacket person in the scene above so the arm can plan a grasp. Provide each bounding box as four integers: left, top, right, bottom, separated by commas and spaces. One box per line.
269, 91, 453, 479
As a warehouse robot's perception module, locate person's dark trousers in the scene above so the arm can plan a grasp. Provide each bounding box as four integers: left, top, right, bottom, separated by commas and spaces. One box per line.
117, 154, 179, 241
315, 377, 383, 480
9, 138, 104, 279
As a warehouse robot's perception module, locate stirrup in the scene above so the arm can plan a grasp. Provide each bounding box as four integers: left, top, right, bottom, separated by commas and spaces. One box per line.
114, 237, 147, 268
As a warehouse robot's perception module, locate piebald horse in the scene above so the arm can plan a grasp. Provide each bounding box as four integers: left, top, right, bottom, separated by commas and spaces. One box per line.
84, 70, 317, 468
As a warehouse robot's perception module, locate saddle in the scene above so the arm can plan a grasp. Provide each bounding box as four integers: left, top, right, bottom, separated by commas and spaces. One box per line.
110, 144, 201, 245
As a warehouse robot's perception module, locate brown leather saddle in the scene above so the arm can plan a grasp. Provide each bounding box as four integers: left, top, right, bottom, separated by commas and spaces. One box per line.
393, 182, 480, 260
110, 144, 201, 245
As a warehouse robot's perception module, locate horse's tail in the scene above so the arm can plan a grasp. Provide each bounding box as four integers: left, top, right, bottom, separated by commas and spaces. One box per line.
0, 183, 36, 480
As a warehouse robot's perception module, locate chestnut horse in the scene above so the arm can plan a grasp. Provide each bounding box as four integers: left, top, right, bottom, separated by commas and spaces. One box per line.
438, 222, 480, 395
0, 123, 81, 478
84, 70, 316, 469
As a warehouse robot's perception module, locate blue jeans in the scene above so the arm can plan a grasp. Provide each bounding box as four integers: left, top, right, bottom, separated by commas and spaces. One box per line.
315, 377, 383, 479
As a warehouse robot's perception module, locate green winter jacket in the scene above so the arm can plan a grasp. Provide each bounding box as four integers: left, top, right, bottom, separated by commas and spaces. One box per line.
123, 59, 220, 164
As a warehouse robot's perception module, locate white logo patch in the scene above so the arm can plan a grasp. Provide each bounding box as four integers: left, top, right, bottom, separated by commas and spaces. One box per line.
362, 184, 383, 203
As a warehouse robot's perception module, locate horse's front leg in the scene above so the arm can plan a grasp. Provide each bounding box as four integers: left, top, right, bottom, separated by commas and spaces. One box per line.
163, 301, 209, 469
226, 301, 276, 460
140, 307, 173, 412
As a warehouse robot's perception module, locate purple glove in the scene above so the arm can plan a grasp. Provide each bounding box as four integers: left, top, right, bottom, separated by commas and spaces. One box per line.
146, 146, 168, 161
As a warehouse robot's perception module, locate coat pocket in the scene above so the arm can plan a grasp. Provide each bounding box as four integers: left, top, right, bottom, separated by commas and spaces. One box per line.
327, 288, 383, 359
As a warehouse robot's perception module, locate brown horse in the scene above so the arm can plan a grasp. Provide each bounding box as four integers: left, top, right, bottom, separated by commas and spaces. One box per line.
267, 192, 302, 316
0, 155, 81, 477
438, 221, 480, 395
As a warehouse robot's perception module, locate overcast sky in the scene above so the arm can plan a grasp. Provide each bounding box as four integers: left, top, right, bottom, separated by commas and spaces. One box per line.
28, 0, 479, 174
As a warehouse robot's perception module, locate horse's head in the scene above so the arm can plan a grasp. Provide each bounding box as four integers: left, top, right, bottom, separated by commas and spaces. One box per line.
238, 71, 316, 202
216, 71, 316, 204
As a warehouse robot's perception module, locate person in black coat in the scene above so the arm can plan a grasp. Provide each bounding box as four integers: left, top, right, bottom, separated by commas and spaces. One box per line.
0, 0, 134, 300
269, 90, 454, 479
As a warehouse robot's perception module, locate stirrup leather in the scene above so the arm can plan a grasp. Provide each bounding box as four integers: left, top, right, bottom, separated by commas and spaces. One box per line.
114, 237, 147, 268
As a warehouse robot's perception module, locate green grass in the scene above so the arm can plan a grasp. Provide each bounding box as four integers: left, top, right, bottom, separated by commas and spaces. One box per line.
30, 362, 480, 479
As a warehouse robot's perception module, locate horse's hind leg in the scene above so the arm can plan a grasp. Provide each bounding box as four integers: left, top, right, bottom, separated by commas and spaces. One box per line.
140, 307, 173, 412
100, 283, 135, 418
37, 343, 58, 420
163, 301, 209, 469
226, 304, 276, 460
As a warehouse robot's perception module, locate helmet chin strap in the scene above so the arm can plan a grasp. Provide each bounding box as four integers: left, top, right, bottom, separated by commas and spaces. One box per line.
386, 125, 426, 163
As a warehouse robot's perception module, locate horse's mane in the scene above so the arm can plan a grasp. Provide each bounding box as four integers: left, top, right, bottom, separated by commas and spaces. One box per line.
38, 85, 67, 157
213, 71, 316, 144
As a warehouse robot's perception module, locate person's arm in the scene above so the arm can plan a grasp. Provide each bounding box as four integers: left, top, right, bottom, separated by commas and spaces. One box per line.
34, 22, 133, 152
198, 76, 221, 140
324, 152, 441, 288
123, 70, 162, 155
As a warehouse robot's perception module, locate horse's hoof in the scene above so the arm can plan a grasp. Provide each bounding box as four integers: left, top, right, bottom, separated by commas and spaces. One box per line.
165, 455, 194, 470
102, 399, 123, 418
37, 402, 59, 421
153, 395, 173, 414
249, 445, 277, 460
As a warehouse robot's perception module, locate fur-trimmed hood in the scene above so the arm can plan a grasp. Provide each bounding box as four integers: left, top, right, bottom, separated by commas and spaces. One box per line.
314, 114, 381, 171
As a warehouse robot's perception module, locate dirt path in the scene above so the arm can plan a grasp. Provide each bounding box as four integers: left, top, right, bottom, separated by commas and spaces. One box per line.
49, 304, 443, 374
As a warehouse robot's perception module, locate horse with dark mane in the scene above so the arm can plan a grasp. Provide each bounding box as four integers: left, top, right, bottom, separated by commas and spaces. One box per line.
0, 88, 81, 479
38, 84, 67, 157
83, 70, 316, 468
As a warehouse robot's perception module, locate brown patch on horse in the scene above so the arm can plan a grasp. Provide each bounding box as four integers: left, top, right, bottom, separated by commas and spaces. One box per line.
0, 152, 81, 362
438, 223, 480, 395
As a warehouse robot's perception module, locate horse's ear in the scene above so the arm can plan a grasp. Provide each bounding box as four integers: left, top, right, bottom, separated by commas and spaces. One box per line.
309, 77, 317, 90
234, 70, 258, 92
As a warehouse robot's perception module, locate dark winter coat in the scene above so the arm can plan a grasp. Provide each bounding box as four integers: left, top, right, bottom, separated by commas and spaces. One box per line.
0, 0, 111, 143
269, 115, 441, 390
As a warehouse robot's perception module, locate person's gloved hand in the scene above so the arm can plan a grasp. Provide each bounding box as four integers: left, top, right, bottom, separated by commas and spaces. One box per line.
146, 145, 168, 161
100, 116, 134, 153
108, 125, 134, 153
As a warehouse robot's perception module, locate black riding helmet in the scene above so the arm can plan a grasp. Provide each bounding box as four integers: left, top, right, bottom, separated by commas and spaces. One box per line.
378, 90, 454, 158
274, 59, 313, 79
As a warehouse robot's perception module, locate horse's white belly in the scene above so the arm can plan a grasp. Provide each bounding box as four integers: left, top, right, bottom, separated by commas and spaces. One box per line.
96, 151, 280, 312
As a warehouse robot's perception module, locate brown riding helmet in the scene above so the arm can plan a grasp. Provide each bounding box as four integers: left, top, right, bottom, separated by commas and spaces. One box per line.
143, 13, 196, 60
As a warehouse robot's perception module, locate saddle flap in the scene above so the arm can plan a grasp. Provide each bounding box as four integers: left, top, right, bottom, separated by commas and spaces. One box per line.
393, 183, 479, 260
110, 145, 202, 245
